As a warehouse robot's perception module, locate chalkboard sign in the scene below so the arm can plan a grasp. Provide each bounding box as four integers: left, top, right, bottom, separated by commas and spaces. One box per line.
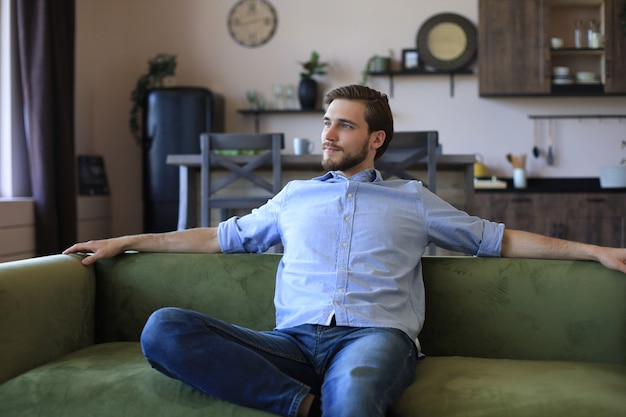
78, 155, 109, 195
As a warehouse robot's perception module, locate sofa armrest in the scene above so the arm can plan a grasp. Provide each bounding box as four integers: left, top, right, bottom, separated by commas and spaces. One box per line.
0, 254, 95, 384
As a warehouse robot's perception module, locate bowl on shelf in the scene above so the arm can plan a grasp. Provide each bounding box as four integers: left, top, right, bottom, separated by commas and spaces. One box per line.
575, 71, 596, 83
550, 37, 564, 49
552, 75, 574, 85
552, 66, 570, 76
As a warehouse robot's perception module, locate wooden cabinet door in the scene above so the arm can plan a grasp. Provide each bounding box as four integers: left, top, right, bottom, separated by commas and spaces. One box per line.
604, 0, 626, 94
474, 191, 625, 247
479, 0, 551, 96
541, 193, 625, 247
473, 193, 543, 233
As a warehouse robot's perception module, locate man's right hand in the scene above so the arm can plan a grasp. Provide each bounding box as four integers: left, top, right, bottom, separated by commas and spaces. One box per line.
63, 237, 130, 265
63, 228, 223, 266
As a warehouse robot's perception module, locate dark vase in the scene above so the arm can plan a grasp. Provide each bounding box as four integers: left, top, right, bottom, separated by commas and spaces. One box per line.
298, 78, 318, 109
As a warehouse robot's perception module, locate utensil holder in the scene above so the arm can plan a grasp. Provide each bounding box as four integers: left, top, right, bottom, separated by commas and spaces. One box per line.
513, 168, 527, 189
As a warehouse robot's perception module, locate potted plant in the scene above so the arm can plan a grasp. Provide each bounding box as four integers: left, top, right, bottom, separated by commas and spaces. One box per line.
359, 50, 392, 85
298, 51, 328, 109
129, 53, 177, 144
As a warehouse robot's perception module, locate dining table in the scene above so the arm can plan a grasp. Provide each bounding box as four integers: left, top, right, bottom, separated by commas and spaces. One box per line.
166, 153, 475, 230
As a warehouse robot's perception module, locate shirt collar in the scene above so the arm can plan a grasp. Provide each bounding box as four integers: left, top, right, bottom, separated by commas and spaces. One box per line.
314, 169, 382, 183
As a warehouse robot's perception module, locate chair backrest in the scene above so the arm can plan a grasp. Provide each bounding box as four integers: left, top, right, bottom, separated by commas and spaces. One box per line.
376, 131, 438, 192
199, 132, 284, 227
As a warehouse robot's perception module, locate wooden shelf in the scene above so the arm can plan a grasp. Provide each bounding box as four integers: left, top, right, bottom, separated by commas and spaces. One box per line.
528, 114, 626, 120
550, 83, 605, 95
237, 109, 325, 115
550, 47, 604, 55
237, 108, 325, 132
368, 68, 474, 97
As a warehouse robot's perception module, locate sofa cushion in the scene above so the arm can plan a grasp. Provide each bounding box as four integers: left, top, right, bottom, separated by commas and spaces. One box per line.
0, 342, 274, 417
2, 342, 624, 417
395, 356, 626, 417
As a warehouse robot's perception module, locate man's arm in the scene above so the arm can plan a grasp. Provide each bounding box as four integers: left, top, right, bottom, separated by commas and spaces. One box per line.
501, 229, 626, 274
63, 227, 222, 266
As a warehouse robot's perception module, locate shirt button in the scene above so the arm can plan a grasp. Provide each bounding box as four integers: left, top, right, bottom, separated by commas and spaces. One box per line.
342, 242, 347, 248
344, 216, 350, 221
339, 266, 346, 270
347, 193, 353, 198
337, 289, 344, 293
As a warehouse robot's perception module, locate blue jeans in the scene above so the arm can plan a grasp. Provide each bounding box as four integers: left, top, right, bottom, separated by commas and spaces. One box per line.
140, 307, 417, 417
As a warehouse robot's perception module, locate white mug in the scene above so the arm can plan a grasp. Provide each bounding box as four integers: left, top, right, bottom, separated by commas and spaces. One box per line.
294, 138, 315, 155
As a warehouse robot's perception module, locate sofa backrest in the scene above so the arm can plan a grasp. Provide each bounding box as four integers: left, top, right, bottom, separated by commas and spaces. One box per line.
94, 253, 279, 343
420, 256, 626, 365
94, 253, 625, 365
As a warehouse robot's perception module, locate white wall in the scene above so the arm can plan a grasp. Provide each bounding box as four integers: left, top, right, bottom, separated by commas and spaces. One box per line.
0, 199, 34, 262
75, 0, 626, 236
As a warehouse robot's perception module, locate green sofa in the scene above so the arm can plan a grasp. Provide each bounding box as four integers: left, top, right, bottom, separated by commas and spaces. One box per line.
0, 253, 625, 416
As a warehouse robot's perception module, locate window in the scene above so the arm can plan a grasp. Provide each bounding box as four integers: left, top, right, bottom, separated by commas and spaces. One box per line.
0, 0, 30, 198
0, 0, 10, 195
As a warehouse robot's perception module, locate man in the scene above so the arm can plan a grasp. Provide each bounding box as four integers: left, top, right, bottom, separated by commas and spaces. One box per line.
64, 85, 626, 417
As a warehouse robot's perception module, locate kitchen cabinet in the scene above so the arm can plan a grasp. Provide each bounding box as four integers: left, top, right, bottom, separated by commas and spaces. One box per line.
472, 191, 625, 247
478, 0, 626, 96
604, 0, 626, 92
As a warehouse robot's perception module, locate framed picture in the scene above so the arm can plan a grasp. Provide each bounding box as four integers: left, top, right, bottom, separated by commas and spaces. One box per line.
78, 155, 110, 195
402, 49, 419, 70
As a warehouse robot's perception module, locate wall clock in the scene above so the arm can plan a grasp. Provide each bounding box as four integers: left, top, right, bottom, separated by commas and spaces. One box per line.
228, 0, 278, 48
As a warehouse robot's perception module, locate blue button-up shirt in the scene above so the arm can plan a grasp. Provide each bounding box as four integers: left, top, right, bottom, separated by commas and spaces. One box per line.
218, 169, 503, 342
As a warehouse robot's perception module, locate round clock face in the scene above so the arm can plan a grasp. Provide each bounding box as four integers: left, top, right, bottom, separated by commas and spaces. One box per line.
228, 0, 278, 48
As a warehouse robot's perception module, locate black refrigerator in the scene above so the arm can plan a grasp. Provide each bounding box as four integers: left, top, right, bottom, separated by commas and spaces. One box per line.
143, 87, 225, 232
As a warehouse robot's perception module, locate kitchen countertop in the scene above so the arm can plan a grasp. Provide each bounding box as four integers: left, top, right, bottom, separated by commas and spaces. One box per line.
475, 177, 626, 193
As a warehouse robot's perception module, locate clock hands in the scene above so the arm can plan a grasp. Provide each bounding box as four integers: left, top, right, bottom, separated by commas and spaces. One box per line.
231, 17, 274, 27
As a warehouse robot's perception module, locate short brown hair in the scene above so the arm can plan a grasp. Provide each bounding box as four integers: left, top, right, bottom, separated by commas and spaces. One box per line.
324, 85, 394, 159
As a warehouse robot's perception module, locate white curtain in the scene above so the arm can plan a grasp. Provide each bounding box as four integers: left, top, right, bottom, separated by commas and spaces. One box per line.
0, 0, 31, 197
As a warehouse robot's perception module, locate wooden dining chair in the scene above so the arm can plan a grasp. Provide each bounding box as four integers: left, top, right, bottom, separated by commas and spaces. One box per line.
199, 132, 284, 227
376, 131, 439, 193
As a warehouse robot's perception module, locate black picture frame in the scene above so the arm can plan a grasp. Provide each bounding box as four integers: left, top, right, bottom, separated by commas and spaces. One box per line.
78, 155, 110, 196
402, 49, 420, 70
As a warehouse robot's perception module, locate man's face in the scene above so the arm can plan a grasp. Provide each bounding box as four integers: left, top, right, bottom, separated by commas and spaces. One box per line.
321, 99, 384, 177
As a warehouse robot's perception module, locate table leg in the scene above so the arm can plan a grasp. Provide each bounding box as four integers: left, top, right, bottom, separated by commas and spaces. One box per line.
177, 165, 197, 230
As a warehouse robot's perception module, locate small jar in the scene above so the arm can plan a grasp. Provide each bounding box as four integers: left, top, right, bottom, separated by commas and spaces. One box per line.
587, 19, 601, 48
574, 19, 583, 48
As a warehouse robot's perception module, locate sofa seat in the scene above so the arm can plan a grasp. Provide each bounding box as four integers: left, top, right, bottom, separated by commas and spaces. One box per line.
397, 356, 626, 417
2, 340, 624, 417
0, 342, 275, 417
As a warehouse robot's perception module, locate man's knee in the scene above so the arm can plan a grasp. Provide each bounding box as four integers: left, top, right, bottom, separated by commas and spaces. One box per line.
140, 307, 187, 357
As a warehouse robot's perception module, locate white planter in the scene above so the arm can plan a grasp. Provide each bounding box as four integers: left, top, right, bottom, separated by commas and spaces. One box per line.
599, 165, 626, 188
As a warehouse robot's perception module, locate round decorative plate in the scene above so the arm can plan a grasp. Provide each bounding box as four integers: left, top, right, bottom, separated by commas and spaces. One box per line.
416, 13, 477, 71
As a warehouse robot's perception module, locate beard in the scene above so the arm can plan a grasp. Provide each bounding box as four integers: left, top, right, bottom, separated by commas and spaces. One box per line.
321, 139, 370, 172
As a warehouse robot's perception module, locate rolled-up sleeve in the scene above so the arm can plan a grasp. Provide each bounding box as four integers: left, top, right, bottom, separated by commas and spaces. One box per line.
217, 191, 284, 254
475, 219, 504, 257
422, 188, 504, 257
